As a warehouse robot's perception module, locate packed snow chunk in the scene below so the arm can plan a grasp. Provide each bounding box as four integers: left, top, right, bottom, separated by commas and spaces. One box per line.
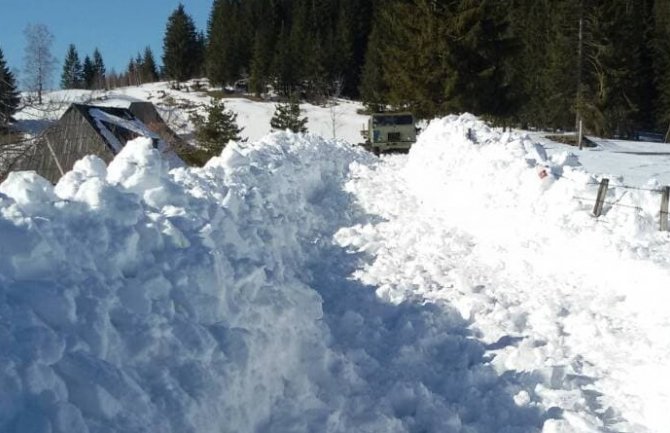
106, 137, 188, 210
0, 171, 57, 212
0, 130, 387, 433
9, 281, 77, 328
51, 403, 88, 433
107, 137, 169, 191
54, 155, 107, 200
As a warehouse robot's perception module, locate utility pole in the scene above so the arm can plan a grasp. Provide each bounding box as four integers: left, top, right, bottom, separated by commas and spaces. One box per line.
576, 0, 584, 150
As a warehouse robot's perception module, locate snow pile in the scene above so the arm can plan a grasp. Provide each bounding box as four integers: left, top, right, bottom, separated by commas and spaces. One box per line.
3, 113, 670, 433
403, 114, 670, 310
336, 114, 670, 433
0, 126, 557, 433
0, 135, 371, 433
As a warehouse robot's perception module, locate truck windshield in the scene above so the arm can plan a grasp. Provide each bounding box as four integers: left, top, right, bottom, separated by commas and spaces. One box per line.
373, 115, 414, 126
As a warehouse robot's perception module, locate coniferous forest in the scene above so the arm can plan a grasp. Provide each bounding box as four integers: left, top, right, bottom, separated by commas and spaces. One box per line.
44, 0, 670, 138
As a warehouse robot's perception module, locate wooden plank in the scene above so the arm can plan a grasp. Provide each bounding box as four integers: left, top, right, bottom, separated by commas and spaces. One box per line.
661, 186, 670, 231
592, 178, 609, 217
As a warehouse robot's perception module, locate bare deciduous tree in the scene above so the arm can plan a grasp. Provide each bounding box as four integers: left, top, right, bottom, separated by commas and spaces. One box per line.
23, 23, 57, 105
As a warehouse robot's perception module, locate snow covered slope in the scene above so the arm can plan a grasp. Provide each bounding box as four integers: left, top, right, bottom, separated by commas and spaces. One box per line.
13, 81, 368, 144
1, 114, 669, 433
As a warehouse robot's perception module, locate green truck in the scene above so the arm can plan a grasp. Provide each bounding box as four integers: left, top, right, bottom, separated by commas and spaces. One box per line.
360, 112, 417, 155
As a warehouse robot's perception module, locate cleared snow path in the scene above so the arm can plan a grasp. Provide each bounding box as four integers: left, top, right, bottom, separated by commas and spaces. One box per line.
0, 129, 544, 433
335, 115, 670, 433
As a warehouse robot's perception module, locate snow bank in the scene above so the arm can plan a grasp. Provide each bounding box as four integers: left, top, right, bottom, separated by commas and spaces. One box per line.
404, 114, 670, 311
4, 113, 669, 433
0, 135, 373, 433
336, 114, 670, 433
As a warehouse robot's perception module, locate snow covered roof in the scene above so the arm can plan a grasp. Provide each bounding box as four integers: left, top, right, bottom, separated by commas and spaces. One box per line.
63, 103, 181, 166
94, 95, 145, 109
87, 106, 160, 153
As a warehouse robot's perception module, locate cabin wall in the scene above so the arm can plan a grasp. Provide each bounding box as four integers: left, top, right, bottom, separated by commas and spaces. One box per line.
17, 110, 115, 183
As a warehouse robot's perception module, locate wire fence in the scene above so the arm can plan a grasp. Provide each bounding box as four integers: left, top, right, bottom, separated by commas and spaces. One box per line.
550, 170, 670, 230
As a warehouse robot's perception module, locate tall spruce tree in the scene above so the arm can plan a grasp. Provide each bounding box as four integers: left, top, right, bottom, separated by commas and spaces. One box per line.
654, 0, 670, 131
447, 0, 517, 118
272, 23, 297, 95
361, 0, 515, 119
247, 0, 275, 96
575, 0, 641, 136
0, 47, 20, 128
376, 0, 452, 117
126, 57, 138, 86
60, 44, 82, 89
206, 0, 251, 85
249, 28, 274, 96
163, 4, 200, 82
634, 0, 657, 132
507, 0, 552, 127
506, 0, 578, 130
140, 46, 159, 83
92, 48, 106, 89
82, 55, 95, 89
360, 6, 389, 113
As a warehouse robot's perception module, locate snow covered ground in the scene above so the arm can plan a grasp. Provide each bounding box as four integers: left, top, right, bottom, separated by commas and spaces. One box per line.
13, 81, 368, 144
2, 88, 670, 432
338, 115, 670, 432
537, 134, 670, 187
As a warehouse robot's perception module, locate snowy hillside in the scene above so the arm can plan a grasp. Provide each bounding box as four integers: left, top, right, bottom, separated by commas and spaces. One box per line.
13, 81, 369, 144
2, 110, 670, 433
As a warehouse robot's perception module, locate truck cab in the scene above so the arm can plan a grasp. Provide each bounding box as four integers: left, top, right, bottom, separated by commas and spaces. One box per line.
361, 112, 417, 154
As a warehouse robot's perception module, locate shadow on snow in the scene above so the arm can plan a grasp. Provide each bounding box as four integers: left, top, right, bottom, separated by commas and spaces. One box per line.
301, 182, 554, 432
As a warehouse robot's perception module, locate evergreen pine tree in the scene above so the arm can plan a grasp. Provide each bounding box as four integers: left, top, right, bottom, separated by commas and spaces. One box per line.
507, 0, 552, 128
248, 2, 277, 96
359, 10, 389, 113
195, 31, 206, 78
331, 3, 355, 94
82, 55, 95, 89
634, 0, 657, 132
0, 47, 20, 129
207, 0, 250, 85
192, 97, 244, 156
92, 48, 106, 89
163, 4, 200, 82
272, 23, 298, 96
653, 0, 670, 131
541, 1, 580, 130
344, 0, 374, 98
249, 29, 273, 96
577, 0, 643, 136
375, 0, 452, 117
270, 96, 308, 132
60, 44, 82, 89
126, 57, 138, 86
140, 46, 159, 83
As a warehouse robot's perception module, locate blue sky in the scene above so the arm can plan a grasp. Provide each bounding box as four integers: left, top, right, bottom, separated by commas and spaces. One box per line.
0, 0, 211, 88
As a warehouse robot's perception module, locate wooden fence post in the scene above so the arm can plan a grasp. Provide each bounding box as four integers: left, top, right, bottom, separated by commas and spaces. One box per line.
592, 178, 609, 217
660, 186, 670, 231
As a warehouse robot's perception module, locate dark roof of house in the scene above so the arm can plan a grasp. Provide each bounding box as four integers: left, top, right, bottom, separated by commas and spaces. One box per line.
62, 103, 161, 154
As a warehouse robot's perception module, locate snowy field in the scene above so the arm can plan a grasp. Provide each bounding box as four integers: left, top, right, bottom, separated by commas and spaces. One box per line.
2, 85, 670, 433
13, 81, 369, 144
